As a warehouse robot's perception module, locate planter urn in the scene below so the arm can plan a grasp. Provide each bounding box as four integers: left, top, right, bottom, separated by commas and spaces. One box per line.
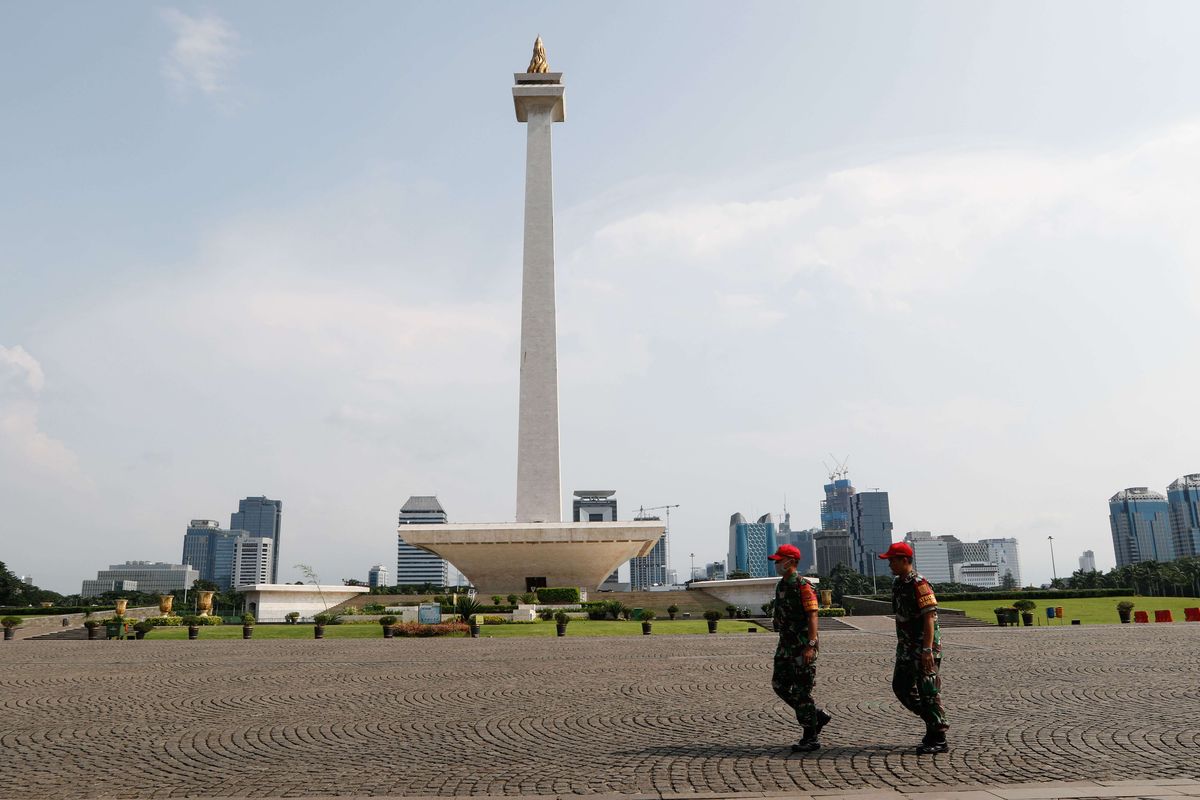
2, 628, 13, 641
134, 630, 145, 640
706, 619, 718, 634
313, 624, 325, 639
556, 624, 567, 637
383, 626, 394, 639
158, 595, 174, 614
197, 591, 215, 617
114, 599, 128, 616
187, 626, 199, 640
641, 622, 652, 635
1021, 612, 1034, 627
242, 625, 253, 640
469, 623, 480, 638
86, 626, 99, 640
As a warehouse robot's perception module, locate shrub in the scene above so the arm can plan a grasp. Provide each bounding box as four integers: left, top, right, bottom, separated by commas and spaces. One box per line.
392, 622, 468, 637
1012, 599, 1037, 612
535, 587, 581, 604
640, 609, 656, 621
285, 612, 300, 624
492, 596, 503, 606
520, 592, 538, 604
361, 603, 386, 614
538, 608, 556, 621
133, 621, 154, 634
144, 615, 183, 627
1117, 600, 1136, 612
506, 594, 518, 606
482, 615, 508, 625
553, 611, 571, 626
181, 615, 202, 627
703, 610, 722, 622
816, 608, 846, 617
587, 609, 609, 620
725, 605, 737, 618
1, 616, 21, 629
456, 597, 485, 623
378, 615, 397, 626
667, 604, 679, 615
241, 614, 256, 625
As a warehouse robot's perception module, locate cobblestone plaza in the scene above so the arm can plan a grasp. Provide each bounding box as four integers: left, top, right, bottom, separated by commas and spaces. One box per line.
2, 624, 1198, 799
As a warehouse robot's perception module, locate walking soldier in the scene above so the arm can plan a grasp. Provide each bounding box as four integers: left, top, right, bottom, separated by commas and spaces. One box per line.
768, 544, 831, 752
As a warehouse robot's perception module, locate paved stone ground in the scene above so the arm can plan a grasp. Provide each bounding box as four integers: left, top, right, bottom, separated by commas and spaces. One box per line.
1, 624, 1198, 799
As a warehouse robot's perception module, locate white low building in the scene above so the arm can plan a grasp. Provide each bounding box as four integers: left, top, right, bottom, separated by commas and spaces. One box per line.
237, 584, 370, 623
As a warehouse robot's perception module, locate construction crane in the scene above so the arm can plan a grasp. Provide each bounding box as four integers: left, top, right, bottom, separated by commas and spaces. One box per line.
634, 504, 680, 587
823, 453, 850, 482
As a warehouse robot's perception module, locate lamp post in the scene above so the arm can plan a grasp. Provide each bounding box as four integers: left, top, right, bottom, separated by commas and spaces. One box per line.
1047, 536, 1058, 584
690, 552, 695, 582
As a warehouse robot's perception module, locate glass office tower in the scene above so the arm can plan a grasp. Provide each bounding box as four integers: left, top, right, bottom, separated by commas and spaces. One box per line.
230, 497, 283, 584
1109, 487, 1173, 567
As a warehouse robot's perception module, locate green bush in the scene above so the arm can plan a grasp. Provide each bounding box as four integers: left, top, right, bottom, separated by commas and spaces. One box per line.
1013, 599, 1037, 612
285, 612, 300, 624
640, 609, 656, 621
144, 615, 183, 627
535, 587, 581, 604
378, 615, 397, 626
482, 615, 508, 625
1117, 600, 1136, 612
241, 613, 256, 625
703, 610, 722, 622
816, 608, 846, 617
553, 611, 571, 626
1, 616, 22, 629
538, 608, 555, 621
725, 605, 737, 618
181, 615, 202, 627
133, 621, 154, 634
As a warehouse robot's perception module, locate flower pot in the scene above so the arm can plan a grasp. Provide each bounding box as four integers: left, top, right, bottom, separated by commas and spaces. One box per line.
242, 625, 253, 640
469, 623, 480, 638
994, 613, 1007, 627
134, 630, 145, 640
668, 613, 676, 620
641, 622, 652, 635
706, 619, 718, 634
86, 627, 99, 640
1118, 611, 1132, 624
1021, 612, 1034, 627
314, 624, 325, 639
556, 624, 567, 637
187, 626, 199, 640
2, 628, 13, 641
383, 626, 394, 639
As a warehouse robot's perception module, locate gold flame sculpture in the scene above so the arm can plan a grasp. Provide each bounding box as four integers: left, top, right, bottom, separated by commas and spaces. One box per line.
526, 36, 549, 73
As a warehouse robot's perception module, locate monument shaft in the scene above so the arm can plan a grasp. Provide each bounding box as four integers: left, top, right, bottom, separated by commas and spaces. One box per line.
513, 73, 566, 524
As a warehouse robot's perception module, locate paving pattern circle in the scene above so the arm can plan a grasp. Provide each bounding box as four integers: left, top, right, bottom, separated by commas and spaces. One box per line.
1, 624, 1198, 798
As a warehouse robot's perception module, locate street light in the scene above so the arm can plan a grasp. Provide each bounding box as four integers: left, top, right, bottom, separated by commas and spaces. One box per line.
690, 552, 695, 582
1047, 535, 1058, 583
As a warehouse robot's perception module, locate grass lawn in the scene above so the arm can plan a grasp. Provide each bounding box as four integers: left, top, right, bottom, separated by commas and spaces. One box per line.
141, 619, 764, 640
943, 595, 1200, 626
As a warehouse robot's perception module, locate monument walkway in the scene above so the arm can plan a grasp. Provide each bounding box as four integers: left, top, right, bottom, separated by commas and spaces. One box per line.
1, 625, 1197, 798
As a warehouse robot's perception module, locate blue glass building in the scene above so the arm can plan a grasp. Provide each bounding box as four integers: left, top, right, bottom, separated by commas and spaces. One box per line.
1167, 474, 1200, 559
849, 491, 894, 575
727, 513, 778, 578
1109, 487, 1174, 567
230, 496, 283, 584
181, 520, 254, 590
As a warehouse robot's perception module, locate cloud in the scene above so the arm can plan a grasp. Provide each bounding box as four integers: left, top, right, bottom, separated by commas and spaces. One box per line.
161, 9, 239, 98
0, 345, 85, 483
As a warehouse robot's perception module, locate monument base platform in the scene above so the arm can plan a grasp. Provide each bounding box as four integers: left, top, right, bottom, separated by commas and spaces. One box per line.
398, 521, 665, 595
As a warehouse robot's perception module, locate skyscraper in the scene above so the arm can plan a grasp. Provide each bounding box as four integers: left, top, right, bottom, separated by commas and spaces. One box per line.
181, 520, 256, 590
230, 497, 283, 584
904, 531, 952, 583
231, 537, 273, 587
1167, 474, 1200, 559
397, 496, 450, 587
630, 524, 668, 589
776, 509, 818, 575
849, 491, 894, 575
574, 490, 621, 585
979, 538, 1022, 586
368, 564, 388, 589
181, 520, 221, 578
815, 477, 855, 576
1079, 550, 1096, 572
727, 513, 778, 578
1109, 487, 1173, 567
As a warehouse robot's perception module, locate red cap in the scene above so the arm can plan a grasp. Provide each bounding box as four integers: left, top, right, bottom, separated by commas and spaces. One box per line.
878, 542, 914, 560
768, 544, 803, 561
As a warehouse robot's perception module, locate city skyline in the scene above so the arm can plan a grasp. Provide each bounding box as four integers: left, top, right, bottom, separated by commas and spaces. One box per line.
6, 4, 1200, 593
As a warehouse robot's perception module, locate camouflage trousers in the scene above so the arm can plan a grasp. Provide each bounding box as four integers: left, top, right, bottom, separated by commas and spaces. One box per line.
892, 657, 948, 732
772, 652, 818, 729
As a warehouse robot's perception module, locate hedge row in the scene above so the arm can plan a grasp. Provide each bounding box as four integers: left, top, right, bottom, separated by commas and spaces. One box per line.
0, 606, 113, 616
535, 587, 581, 603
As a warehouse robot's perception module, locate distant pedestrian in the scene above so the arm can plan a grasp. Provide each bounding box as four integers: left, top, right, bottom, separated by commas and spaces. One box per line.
880, 542, 949, 754
768, 544, 831, 752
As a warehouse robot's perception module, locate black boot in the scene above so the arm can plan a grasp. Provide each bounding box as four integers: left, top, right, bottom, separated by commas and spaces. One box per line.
916, 730, 948, 754
791, 710, 832, 753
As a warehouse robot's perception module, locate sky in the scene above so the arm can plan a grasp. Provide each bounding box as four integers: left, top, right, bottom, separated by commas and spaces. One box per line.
3, 2, 1200, 594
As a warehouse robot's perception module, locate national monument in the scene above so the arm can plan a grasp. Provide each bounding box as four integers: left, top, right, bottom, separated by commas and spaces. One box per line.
398, 40, 664, 595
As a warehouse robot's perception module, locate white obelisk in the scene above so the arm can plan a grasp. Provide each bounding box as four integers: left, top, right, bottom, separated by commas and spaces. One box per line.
513, 42, 566, 524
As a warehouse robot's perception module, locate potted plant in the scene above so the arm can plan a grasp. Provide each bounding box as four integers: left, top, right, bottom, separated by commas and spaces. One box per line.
1117, 600, 1135, 624
539, 608, 555, 621
285, 612, 300, 625
1013, 599, 1037, 626
993, 607, 1010, 627
379, 615, 397, 638
1, 616, 21, 641
640, 609, 656, 635
241, 613, 256, 639
492, 595, 503, 606
133, 620, 153, 640
725, 605, 737, 619
313, 613, 331, 639
667, 604, 679, 621
506, 594, 518, 607
182, 615, 202, 640
704, 610, 721, 634
554, 611, 570, 637
84, 619, 101, 640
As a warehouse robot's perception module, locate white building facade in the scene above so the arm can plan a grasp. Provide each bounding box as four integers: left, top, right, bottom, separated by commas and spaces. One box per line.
232, 538, 273, 587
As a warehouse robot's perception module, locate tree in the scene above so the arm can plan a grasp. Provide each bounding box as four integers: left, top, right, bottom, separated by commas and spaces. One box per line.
727, 570, 752, 579
827, 563, 873, 604
1000, 573, 1018, 590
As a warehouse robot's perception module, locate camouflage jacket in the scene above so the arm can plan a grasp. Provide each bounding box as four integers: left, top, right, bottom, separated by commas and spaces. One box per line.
774, 571, 819, 654
892, 569, 941, 659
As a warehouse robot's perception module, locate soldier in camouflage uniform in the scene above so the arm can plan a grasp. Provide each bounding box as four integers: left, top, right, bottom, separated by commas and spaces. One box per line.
880, 541, 949, 754
768, 544, 831, 752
